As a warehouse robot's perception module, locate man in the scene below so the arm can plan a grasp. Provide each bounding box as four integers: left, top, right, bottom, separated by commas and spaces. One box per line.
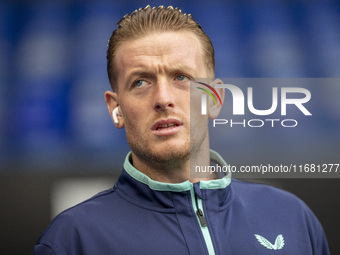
33, 6, 329, 255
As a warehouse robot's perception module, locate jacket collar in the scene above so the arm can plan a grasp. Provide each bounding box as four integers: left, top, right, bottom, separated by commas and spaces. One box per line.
123, 150, 231, 191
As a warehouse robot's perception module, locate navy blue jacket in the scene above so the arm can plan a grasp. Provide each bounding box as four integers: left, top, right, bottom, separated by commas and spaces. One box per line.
33, 151, 329, 254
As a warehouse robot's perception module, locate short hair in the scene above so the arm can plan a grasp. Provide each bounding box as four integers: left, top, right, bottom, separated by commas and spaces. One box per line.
106, 5, 215, 91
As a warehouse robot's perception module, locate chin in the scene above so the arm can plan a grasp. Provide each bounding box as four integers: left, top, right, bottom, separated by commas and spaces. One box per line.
132, 142, 190, 166
152, 142, 190, 160
154, 150, 189, 163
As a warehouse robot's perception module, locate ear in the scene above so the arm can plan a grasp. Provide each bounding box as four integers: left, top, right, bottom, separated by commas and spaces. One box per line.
208, 79, 225, 119
104, 91, 124, 128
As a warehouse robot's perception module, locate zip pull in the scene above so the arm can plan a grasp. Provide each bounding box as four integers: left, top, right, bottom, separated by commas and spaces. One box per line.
196, 208, 208, 227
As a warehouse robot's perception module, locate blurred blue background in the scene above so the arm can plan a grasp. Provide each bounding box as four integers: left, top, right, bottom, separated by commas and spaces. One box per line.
0, 0, 339, 254
1, 0, 340, 172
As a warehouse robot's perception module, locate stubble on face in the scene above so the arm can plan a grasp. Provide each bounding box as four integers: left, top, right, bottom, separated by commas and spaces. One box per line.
115, 31, 211, 174
124, 111, 192, 170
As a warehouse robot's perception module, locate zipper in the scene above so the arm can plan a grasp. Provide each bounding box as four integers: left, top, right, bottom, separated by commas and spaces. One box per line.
195, 193, 208, 227
190, 188, 216, 255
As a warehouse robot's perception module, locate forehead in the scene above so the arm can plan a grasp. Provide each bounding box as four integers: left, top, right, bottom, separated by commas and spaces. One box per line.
114, 31, 207, 85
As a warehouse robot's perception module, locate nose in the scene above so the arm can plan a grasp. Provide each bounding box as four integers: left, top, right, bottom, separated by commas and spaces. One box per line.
153, 79, 175, 112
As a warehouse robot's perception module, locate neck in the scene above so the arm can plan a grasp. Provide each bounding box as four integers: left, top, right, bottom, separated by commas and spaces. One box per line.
131, 139, 213, 184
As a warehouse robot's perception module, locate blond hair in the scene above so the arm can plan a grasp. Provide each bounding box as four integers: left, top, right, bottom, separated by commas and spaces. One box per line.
107, 5, 215, 90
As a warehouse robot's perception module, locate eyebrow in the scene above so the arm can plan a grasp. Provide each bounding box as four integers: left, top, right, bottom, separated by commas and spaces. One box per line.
166, 64, 197, 75
124, 70, 154, 86
124, 64, 199, 85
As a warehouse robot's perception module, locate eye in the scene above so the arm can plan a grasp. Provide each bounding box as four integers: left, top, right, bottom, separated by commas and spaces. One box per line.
134, 80, 148, 87
176, 75, 190, 81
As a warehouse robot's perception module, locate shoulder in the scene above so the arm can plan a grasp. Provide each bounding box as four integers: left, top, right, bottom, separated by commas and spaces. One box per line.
232, 179, 304, 205
230, 179, 322, 223
54, 187, 117, 219
33, 188, 118, 253
228, 179, 329, 254
50, 187, 117, 224
231, 179, 325, 232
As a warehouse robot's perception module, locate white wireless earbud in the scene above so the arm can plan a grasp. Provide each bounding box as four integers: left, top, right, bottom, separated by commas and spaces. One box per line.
112, 107, 120, 124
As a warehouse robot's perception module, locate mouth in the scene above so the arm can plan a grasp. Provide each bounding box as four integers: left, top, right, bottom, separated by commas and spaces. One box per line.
151, 119, 183, 136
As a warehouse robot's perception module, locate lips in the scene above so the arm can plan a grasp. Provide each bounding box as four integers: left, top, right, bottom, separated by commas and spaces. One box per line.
151, 118, 183, 136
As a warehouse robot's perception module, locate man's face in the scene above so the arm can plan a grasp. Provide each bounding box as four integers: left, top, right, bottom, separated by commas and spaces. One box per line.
112, 31, 210, 165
